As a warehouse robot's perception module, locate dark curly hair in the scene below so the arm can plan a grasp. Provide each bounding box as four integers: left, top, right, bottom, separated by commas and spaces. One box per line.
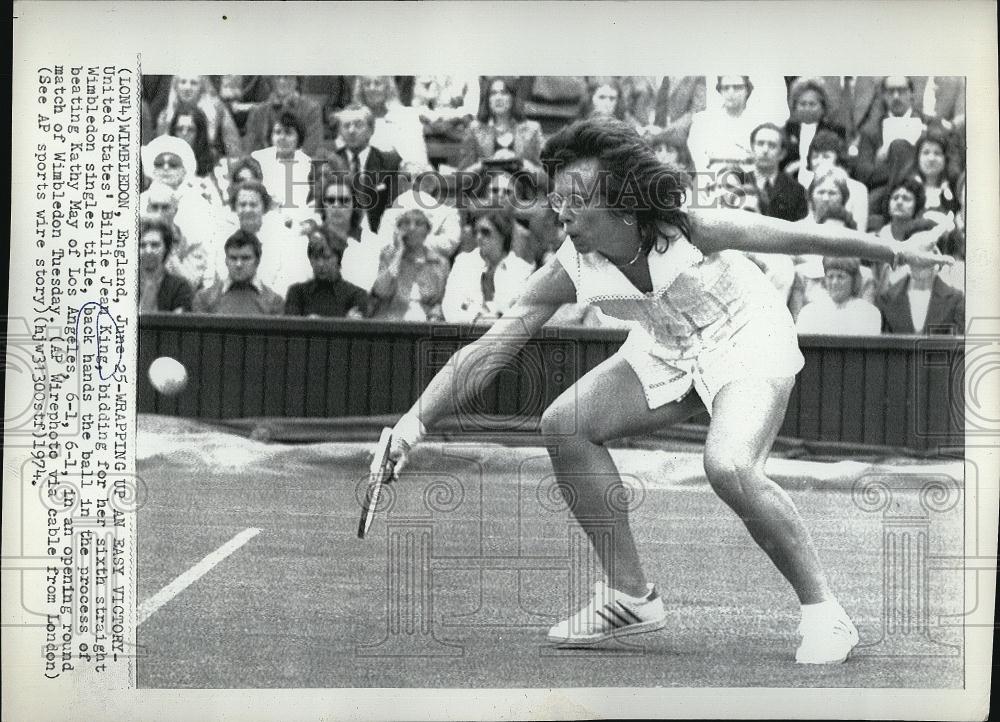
272, 111, 307, 149
140, 216, 177, 259
228, 179, 273, 214
886, 175, 926, 218
913, 128, 954, 185
228, 156, 264, 185
224, 228, 263, 260
541, 117, 689, 254
807, 129, 847, 169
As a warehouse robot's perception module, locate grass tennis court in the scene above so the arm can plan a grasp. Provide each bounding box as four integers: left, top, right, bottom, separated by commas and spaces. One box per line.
136, 414, 964, 689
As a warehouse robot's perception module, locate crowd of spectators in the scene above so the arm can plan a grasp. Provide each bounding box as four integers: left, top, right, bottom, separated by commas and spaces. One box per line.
139, 74, 966, 335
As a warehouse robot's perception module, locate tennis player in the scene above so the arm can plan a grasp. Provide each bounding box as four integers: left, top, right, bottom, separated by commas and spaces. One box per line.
385, 118, 952, 664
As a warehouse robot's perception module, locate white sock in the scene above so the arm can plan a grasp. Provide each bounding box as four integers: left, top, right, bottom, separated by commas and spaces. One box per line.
800, 599, 845, 625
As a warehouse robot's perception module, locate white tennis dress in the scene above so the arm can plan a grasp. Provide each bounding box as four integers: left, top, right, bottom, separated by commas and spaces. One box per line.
555, 235, 804, 414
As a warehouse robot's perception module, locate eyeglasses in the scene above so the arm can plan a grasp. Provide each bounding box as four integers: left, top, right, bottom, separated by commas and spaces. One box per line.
153, 157, 182, 169
547, 192, 589, 215
324, 196, 353, 207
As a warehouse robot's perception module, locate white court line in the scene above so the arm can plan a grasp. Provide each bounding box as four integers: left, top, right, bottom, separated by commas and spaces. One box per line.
137, 528, 261, 626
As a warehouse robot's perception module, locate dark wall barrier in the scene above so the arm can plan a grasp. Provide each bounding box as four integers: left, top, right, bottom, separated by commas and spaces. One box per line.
138, 314, 964, 454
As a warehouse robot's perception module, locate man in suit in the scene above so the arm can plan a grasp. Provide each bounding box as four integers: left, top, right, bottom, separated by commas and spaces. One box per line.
747, 122, 808, 222
910, 76, 966, 128
630, 75, 707, 139
335, 103, 403, 234
877, 263, 964, 335
819, 76, 883, 141
854, 76, 941, 187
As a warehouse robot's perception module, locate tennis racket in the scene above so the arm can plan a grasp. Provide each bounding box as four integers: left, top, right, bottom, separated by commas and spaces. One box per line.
357, 427, 395, 539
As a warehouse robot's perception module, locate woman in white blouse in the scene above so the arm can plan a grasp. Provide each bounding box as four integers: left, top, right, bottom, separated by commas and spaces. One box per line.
442, 210, 534, 323
352, 75, 430, 173
686, 75, 759, 176
796, 256, 881, 335
251, 111, 314, 223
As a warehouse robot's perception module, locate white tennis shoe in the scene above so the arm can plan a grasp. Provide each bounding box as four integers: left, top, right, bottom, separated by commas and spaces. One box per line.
795, 609, 860, 664
547, 581, 667, 647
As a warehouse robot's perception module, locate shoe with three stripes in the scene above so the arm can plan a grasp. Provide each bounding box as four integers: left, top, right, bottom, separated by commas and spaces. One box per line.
547, 581, 667, 647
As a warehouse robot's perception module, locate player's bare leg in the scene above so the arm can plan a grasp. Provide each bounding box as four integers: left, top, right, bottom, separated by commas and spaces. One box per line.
702, 376, 832, 603
540, 354, 704, 597
704, 376, 858, 662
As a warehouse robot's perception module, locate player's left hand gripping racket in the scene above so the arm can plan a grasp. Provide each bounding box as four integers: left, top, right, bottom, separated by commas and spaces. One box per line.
358, 427, 395, 539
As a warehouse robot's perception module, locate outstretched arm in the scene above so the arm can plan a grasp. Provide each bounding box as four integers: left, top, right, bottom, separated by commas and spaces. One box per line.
686, 209, 954, 269
390, 258, 576, 462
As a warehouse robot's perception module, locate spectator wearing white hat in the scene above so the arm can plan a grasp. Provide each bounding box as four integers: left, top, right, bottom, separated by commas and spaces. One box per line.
140, 134, 220, 256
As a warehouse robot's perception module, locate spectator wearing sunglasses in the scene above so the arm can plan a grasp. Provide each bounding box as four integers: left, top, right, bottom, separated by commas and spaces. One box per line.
141, 134, 221, 263
313, 171, 384, 295
442, 210, 534, 324
686, 76, 758, 176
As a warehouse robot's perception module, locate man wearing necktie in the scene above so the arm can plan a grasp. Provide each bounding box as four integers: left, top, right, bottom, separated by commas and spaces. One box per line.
854, 76, 941, 187
748, 122, 808, 222
911, 75, 965, 127
820, 75, 882, 155
630, 75, 706, 139
334, 103, 403, 234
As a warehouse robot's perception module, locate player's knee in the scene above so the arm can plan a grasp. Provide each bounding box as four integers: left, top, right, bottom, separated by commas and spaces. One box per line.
540, 401, 575, 439
703, 450, 761, 500
540, 401, 598, 443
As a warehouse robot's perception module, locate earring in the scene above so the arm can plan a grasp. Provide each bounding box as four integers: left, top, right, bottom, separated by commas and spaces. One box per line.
623, 217, 634, 226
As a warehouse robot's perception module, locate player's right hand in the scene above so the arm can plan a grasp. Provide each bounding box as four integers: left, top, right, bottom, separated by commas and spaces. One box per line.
388, 413, 426, 481
900, 225, 955, 269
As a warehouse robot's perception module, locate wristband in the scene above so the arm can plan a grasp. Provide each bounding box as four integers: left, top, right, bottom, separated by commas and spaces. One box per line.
393, 412, 426, 452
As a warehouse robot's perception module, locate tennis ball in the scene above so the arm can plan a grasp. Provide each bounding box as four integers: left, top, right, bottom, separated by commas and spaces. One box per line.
148, 356, 188, 396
